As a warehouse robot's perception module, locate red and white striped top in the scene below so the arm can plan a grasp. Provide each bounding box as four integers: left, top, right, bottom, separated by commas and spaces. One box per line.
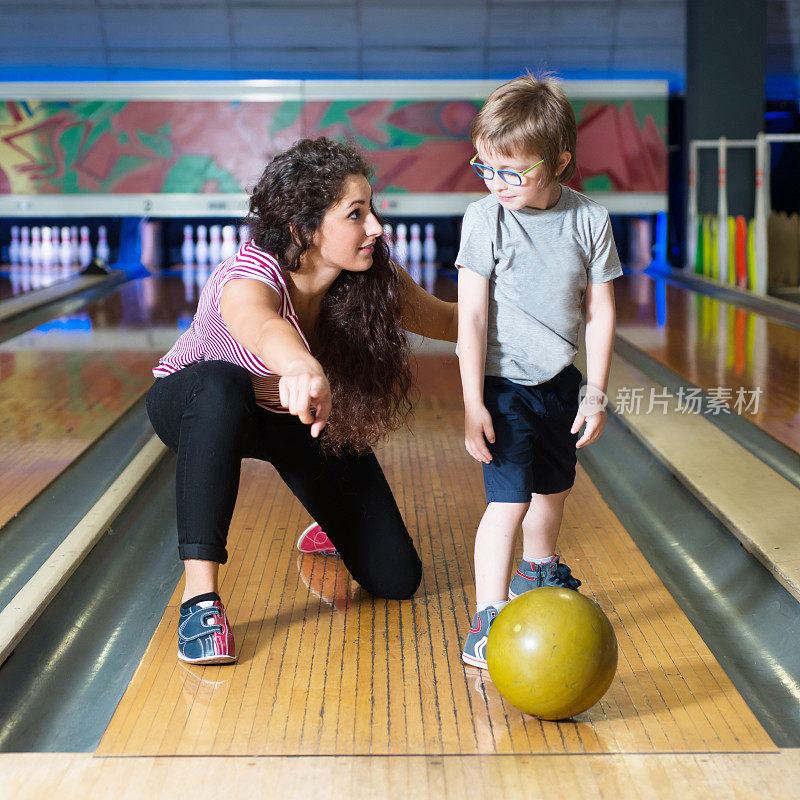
153, 242, 310, 413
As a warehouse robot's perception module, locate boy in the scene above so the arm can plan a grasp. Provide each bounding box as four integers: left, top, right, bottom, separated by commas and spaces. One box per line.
457, 75, 621, 669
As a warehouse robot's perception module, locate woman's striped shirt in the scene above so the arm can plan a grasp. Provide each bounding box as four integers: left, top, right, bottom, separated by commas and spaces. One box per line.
153, 242, 310, 413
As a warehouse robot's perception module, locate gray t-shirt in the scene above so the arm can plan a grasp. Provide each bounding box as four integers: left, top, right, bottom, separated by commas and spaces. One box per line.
456, 186, 622, 385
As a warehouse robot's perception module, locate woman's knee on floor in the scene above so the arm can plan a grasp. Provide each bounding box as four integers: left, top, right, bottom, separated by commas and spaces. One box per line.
348, 536, 422, 600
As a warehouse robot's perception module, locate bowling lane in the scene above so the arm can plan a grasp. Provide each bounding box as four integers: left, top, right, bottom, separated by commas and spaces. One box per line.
0, 261, 454, 532
614, 271, 800, 454
0, 274, 193, 530
0, 264, 86, 302
98, 353, 774, 758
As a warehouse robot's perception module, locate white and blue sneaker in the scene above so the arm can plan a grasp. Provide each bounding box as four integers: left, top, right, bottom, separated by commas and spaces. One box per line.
461, 606, 499, 669
178, 598, 236, 665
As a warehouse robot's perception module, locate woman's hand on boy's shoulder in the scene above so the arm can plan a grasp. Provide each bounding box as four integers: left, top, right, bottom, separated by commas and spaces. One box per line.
397, 266, 458, 342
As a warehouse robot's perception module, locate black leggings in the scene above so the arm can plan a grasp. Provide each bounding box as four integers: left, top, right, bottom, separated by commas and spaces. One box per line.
146, 360, 421, 600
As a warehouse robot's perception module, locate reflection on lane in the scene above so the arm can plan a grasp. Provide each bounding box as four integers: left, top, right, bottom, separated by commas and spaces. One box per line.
0, 275, 196, 529
614, 271, 800, 453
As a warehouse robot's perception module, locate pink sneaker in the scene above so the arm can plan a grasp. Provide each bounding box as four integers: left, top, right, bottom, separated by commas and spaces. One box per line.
296, 523, 339, 555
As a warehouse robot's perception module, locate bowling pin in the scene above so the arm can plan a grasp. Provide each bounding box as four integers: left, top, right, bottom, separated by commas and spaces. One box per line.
9, 225, 20, 265
20, 226, 30, 267
96, 225, 110, 265
42, 259, 55, 287
48, 226, 59, 267
409, 223, 422, 265
41, 226, 54, 267
382, 224, 394, 259
238, 224, 250, 248
181, 224, 195, 266
59, 227, 72, 269
31, 257, 43, 289
70, 226, 79, 266
395, 223, 409, 267
220, 225, 237, 260
423, 223, 437, 264
208, 225, 222, 265
195, 225, 209, 266
79, 226, 92, 268
31, 227, 42, 267
21, 258, 31, 291
10, 263, 21, 295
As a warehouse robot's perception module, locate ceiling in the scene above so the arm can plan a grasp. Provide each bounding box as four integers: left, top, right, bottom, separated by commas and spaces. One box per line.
0, 1, 796, 95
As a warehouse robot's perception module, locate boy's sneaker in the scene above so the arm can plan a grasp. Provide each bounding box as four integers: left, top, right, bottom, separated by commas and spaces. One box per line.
508, 556, 582, 599
178, 599, 236, 665
296, 522, 339, 555
461, 606, 499, 669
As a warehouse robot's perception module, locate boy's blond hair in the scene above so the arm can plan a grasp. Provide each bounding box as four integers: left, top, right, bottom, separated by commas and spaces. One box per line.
470, 74, 577, 184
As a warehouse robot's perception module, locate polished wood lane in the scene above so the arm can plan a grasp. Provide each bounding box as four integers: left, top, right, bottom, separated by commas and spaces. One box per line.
0, 264, 83, 302
0, 276, 196, 529
614, 272, 800, 453
99, 355, 774, 757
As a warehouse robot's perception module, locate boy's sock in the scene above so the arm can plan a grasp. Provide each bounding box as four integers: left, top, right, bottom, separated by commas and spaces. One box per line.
477, 600, 508, 614
181, 591, 221, 610
522, 553, 558, 565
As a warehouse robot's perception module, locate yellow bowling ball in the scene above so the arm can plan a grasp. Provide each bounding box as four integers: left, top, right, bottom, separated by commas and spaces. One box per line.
486, 587, 617, 720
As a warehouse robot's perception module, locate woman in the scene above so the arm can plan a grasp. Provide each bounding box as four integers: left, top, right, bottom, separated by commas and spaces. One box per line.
147, 137, 458, 664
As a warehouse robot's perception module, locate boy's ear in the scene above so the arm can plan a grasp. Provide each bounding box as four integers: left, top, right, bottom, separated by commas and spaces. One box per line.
556, 151, 571, 177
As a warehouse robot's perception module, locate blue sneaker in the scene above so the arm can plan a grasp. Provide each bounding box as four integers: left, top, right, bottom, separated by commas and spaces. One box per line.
461, 606, 499, 669
178, 599, 237, 665
508, 556, 582, 599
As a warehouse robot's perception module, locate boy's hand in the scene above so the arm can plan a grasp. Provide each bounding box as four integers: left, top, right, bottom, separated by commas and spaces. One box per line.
571, 408, 606, 448
464, 404, 495, 463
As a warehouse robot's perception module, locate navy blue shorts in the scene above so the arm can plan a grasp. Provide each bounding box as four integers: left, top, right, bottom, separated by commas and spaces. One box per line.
482, 366, 582, 503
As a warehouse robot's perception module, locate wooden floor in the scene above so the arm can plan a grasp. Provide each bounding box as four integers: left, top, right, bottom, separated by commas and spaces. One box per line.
0, 277, 193, 528
0, 264, 81, 300
615, 272, 800, 453
98, 355, 773, 758
4, 271, 797, 798
5, 751, 800, 800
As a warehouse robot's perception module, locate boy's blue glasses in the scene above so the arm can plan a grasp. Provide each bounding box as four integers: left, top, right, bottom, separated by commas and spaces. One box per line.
469, 154, 547, 186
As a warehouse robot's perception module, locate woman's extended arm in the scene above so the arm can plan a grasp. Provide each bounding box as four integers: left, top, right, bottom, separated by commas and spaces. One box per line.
397, 267, 458, 342
220, 278, 330, 436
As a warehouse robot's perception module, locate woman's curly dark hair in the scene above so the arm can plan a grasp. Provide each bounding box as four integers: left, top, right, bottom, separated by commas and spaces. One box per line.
245, 137, 414, 454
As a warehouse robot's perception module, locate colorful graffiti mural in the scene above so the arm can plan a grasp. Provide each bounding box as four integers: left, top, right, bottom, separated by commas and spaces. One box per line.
0, 96, 666, 196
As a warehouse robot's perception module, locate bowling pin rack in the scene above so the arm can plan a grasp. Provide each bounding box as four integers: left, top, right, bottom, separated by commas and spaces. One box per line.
687, 132, 800, 295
